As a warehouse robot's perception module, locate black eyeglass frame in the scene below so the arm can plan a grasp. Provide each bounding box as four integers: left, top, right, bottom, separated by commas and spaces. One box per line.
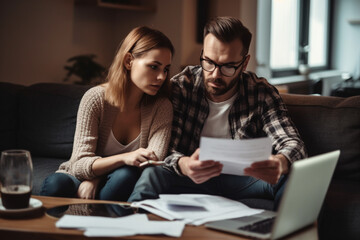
199, 50, 248, 77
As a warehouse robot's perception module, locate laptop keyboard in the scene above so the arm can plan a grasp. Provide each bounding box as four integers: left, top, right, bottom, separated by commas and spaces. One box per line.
238, 217, 275, 234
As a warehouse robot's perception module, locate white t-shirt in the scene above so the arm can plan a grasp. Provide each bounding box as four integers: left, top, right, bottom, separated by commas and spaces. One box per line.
201, 94, 238, 138
103, 130, 140, 156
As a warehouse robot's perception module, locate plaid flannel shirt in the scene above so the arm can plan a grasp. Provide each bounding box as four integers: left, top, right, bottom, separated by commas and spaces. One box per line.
164, 65, 307, 176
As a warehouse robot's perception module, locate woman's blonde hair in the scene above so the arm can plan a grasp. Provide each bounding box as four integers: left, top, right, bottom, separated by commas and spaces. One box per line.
105, 26, 174, 110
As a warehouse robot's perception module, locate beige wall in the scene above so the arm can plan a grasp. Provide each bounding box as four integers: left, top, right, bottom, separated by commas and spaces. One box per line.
239, 0, 257, 71
0, 0, 183, 86
181, 0, 201, 67
0, 0, 257, 86
111, 0, 183, 79
0, 0, 115, 85
180, 0, 257, 71
0, 0, 116, 85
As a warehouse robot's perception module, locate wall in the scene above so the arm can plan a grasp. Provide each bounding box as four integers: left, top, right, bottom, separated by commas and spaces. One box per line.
0, 0, 258, 86
0, 0, 183, 86
0, 0, 117, 85
181, 0, 200, 68
179, 0, 258, 71
239, 0, 257, 71
111, 0, 183, 78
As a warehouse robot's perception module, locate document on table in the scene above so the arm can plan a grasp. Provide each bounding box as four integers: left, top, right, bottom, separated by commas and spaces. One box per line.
199, 137, 272, 176
56, 214, 185, 237
131, 194, 263, 226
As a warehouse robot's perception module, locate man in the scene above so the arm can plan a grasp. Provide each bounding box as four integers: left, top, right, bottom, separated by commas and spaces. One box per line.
128, 17, 307, 210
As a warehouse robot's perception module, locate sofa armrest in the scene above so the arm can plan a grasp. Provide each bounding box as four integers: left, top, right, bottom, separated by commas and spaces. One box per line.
281, 93, 360, 181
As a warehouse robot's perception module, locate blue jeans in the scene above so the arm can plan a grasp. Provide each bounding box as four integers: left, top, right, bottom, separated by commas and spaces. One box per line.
40, 166, 141, 201
128, 166, 287, 210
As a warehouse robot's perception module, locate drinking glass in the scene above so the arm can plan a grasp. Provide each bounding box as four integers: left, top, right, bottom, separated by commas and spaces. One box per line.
0, 150, 33, 209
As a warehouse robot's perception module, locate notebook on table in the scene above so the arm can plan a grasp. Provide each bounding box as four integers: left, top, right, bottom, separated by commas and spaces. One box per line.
205, 150, 340, 240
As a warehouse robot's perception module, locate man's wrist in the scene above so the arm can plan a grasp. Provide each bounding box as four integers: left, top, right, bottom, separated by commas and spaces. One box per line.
177, 157, 186, 176
171, 156, 186, 177
278, 154, 290, 174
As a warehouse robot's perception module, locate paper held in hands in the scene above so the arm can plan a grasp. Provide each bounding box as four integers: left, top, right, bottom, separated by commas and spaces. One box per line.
199, 137, 272, 176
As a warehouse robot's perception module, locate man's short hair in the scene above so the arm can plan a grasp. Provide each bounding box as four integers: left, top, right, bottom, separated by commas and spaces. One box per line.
203, 16, 252, 56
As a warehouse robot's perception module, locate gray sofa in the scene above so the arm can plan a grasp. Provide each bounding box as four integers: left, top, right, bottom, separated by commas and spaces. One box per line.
0, 82, 91, 195
282, 93, 360, 240
0, 82, 359, 239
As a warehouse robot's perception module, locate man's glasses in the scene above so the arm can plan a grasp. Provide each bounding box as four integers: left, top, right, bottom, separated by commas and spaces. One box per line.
200, 50, 247, 77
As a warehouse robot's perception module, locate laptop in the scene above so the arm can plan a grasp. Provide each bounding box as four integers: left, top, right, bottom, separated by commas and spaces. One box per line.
205, 150, 340, 239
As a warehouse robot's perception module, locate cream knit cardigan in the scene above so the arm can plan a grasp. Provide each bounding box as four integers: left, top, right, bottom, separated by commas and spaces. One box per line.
57, 86, 173, 181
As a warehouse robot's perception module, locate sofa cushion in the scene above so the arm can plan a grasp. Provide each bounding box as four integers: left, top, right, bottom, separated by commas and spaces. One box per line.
32, 156, 66, 195
281, 94, 360, 181
0, 82, 25, 151
17, 83, 91, 159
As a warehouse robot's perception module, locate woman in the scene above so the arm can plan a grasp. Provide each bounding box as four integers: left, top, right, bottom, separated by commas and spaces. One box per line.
40, 26, 174, 201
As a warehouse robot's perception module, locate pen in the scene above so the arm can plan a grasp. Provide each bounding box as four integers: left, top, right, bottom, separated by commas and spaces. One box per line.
139, 160, 165, 167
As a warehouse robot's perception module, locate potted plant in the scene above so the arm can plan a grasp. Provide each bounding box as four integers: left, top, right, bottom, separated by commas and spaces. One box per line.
63, 54, 106, 85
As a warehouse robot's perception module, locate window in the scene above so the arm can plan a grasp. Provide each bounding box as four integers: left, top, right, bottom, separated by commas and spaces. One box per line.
270, 0, 299, 69
258, 0, 330, 77
308, 0, 329, 67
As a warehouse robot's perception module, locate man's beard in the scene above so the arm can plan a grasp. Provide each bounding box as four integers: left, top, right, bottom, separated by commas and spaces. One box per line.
204, 73, 240, 97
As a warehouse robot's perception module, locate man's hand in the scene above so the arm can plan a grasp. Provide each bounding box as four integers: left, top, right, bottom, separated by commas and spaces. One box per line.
178, 148, 223, 184
244, 154, 290, 184
77, 178, 101, 199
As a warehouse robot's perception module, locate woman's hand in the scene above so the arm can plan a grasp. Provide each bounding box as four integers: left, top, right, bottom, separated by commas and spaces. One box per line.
122, 148, 158, 167
77, 178, 101, 199
92, 148, 158, 176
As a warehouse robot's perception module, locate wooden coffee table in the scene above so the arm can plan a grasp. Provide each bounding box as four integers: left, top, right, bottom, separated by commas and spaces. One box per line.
0, 195, 318, 240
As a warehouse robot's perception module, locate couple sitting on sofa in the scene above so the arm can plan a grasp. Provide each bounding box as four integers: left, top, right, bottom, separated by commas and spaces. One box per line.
40, 17, 307, 209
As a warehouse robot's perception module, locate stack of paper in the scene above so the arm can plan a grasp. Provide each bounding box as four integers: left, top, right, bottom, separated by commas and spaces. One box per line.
56, 213, 185, 237
131, 194, 263, 226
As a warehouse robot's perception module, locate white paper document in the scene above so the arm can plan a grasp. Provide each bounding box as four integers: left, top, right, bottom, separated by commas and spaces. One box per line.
56, 213, 185, 237
199, 137, 272, 176
131, 194, 263, 226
